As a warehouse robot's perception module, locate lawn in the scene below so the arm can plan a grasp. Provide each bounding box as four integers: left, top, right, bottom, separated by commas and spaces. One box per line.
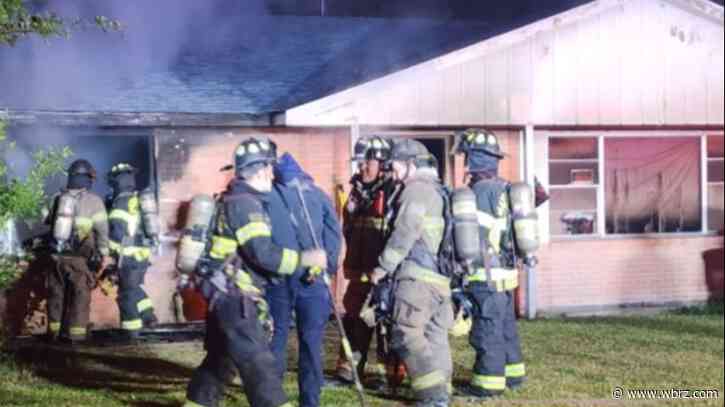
1, 304, 722, 407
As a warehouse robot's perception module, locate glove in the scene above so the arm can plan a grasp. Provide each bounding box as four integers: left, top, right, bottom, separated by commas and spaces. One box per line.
300, 249, 327, 269
371, 276, 394, 317
523, 255, 538, 268
368, 267, 388, 285
451, 289, 474, 319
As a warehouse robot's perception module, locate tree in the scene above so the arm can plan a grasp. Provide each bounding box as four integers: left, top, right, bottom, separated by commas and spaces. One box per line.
0, 0, 121, 46
1, 119, 72, 289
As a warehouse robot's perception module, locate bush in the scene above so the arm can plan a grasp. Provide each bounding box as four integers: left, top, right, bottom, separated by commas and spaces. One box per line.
0, 119, 72, 290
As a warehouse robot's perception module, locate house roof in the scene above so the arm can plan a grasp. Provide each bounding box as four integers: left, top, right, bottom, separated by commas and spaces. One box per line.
0, 3, 629, 115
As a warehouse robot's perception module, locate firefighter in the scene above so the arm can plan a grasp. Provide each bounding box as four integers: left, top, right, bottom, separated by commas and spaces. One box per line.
183, 136, 327, 407
368, 139, 453, 407
453, 128, 536, 399
46, 159, 111, 343
106, 163, 159, 340
266, 152, 342, 407
335, 136, 398, 385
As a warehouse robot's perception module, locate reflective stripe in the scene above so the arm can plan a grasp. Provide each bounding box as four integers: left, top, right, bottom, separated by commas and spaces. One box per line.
182, 400, 206, 407
380, 248, 405, 270
505, 363, 526, 378
49, 322, 61, 332
69, 326, 87, 336
235, 222, 272, 245
277, 249, 298, 275
209, 236, 238, 260
353, 217, 384, 229
122, 319, 143, 330
411, 370, 446, 391
110, 244, 151, 261
467, 268, 519, 291
471, 375, 506, 391
233, 270, 262, 295
452, 199, 477, 215
476, 211, 507, 230
109, 209, 139, 236
278, 403, 293, 407
92, 211, 108, 224
75, 217, 93, 238
403, 262, 451, 289
137, 298, 153, 313
423, 217, 445, 230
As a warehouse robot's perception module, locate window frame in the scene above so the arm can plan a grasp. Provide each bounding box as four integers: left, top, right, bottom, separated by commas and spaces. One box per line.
541, 131, 723, 241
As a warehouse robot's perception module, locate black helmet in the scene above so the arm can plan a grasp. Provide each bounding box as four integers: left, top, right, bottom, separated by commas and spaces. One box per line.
68, 159, 96, 179
352, 137, 370, 162
364, 136, 392, 162
107, 162, 137, 178
453, 128, 504, 159
233, 136, 276, 177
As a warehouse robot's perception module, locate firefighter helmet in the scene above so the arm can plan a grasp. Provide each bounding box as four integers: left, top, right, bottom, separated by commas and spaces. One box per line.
390, 138, 433, 165
68, 159, 96, 179
364, 136, 392, 162
352, 137, 370, 162
454, 128, 504, 159
233, 136, 276, 176
107, 162, 137, 181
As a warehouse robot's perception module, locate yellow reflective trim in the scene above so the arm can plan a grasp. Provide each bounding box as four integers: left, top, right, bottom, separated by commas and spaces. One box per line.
404, 262, 451, 288
452, 199, 477, 216
137, 298, 153, 313
182, 400, 206, 407
235, 222, 272, 245
74, 217, 93, 237
49, 322, 61, 332
381, 248, 405, 269
109, 240, 122, 253
353, 217, 385, 229
411, 370, 446, 391
115, 246, 151, 261
506, 363, 526, 378
234, 270, 262, 295
92, 211, 108, 224
69, 326, 87, 336
278, 403, 293, 407
209, 236, 238, 260
109, 209, 139, 236
277, 249, 298, 275
471, 375, 506, 391
468, 268, 519, 291
122, 319, 143, 330
422, 217, 445, 229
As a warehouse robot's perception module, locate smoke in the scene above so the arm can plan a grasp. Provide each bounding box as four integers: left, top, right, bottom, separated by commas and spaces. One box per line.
4, 126, 151, 199
0, 0, 267, 111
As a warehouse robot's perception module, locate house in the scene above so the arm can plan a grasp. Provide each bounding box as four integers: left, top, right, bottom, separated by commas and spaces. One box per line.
1, 0, 723, 331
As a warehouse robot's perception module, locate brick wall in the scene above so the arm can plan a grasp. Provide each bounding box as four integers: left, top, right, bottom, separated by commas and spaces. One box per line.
535, 234, 724, 315
130, 127, 351, 325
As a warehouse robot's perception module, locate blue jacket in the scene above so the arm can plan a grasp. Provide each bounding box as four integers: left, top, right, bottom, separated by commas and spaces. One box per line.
273, 153, 342, 274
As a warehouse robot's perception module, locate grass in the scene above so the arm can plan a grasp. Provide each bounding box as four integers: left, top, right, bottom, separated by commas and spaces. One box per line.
0, 306, 723, 407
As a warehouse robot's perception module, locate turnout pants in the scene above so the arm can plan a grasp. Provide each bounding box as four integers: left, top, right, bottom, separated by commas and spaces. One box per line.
185, 290, 290, 407
341, 279, 384, 374
117, 257, 155, 332
467, 282, 526, 396
267, 277, 330, 407
47, 255, 94, 340
391, 276, 454, 401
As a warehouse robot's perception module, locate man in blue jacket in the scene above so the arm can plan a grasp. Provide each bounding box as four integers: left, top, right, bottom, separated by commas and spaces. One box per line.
266, 152, 342, 407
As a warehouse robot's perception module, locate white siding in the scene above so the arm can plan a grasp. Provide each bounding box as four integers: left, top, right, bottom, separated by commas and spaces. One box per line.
287, 0, 724, 127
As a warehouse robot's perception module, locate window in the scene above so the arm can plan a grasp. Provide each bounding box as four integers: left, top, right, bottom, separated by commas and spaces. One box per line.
605, 138, 701, 234
548, 135, 709, 238
708, 135, 724, 232
548, 138, 599, 236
